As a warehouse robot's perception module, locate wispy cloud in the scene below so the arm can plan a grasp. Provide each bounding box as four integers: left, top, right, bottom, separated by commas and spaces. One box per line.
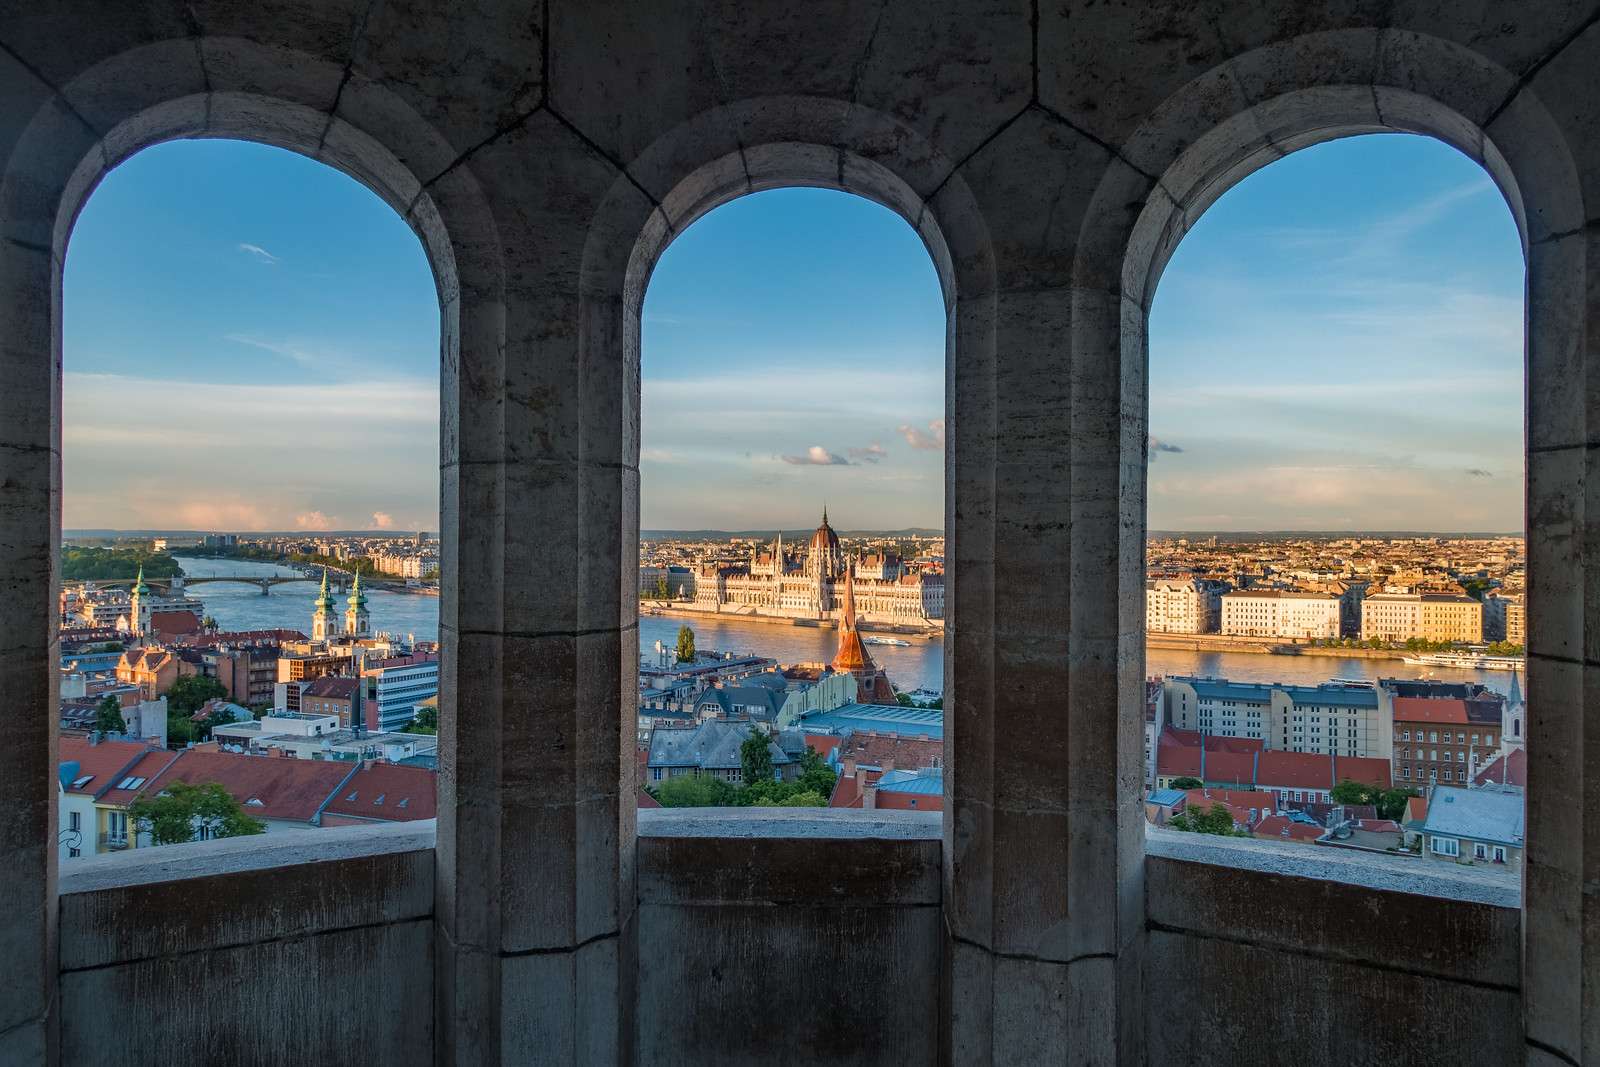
237, 242, 279, 265
1149, 436, 1184, 460
848, 443, 888, 464
781, 446, 852, 466
226, 334, 317, 368
898, 419, 945, 450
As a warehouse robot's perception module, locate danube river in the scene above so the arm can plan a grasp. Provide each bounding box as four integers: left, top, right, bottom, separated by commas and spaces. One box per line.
172, 556, 439, 642
172, 558, 1520, 699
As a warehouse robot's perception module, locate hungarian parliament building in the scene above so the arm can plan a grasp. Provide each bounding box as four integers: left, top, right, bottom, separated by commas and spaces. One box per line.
691, 510, 945, 624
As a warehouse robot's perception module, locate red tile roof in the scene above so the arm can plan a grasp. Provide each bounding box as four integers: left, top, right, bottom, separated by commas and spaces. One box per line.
1252, 815, 1325, 841
1257, 749, 1391, 791
637, 786, 662, 809
320, 763, 437, 822
1392, 697, 1471, 724
303, 675, 358, 700
1155, 726, 1390, 791
805, 734, 842, 761
99, 749, 183, 806
148, 610, 201, 636
58, 736, 162, 797
836, 731, 942, 772
1474, 747, 1527, 788
143, 750, 355, 824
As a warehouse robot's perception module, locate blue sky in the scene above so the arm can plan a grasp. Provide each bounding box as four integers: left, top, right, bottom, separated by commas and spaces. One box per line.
64, 133, 1523, 533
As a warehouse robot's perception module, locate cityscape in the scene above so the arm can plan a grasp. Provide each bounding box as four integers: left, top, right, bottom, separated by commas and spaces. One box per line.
58, 516, 1525, 892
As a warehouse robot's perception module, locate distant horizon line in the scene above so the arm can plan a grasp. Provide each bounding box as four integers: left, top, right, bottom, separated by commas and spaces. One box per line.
66, 526, 1523, 540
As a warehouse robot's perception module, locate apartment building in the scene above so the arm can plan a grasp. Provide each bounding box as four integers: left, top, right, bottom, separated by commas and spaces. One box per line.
1360, 592, 1484, 643
361, 652, 440, 732
1503, 594, 1526, 645
1390, 696, 1503, 787
1145, 578, 1223, 634
1163, 677, 1389, 759
1219, 590, 1341, 639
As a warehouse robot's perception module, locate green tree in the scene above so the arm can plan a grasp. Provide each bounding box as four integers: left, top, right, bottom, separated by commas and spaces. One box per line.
1330, 779, 1378, 807
1169, 776, 1203, 790
60, 546, 182, 581
127, 781, 266, 846
675, 625, 696, 663
1376, 787, 1420, 821
653, 774, 738, 807
655, 575, 670, 599
166, 675, 228, 718
754, 789, 826, 807
895, 690, 916, 707
1168, 803, 1244, 836
93, 695, 127, 735
740, 728, 775, 785
796, 749, 837, 799
165, 715, 195, 747
406, 705, 439, 735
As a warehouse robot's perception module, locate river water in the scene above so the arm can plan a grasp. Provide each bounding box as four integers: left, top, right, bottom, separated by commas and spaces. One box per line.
171, 556, 439, 643
172, 558, 1519, 699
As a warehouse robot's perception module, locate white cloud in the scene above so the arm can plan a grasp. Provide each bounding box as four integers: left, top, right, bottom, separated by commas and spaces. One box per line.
782, 446, 852, 466
898, 419, 945, 450
848, 443, 888, 463
296, 511, 336, 530
370, 511, 395, 529
237, 242, 279, 265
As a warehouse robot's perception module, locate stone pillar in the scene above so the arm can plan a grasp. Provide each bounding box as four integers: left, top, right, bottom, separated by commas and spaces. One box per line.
432, 111, 646, 1065
939, 107, 1146, 1064
0, 57, 95, 1065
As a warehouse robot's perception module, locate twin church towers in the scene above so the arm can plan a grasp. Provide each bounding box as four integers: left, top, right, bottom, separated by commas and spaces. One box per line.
311, 569, 370, 641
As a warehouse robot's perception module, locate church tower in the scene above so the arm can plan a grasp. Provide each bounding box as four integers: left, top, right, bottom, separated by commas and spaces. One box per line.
128, 565, 150, 637
345, 571, 371, 637
1502, 671, 1525, 751
311, 568, 337, 641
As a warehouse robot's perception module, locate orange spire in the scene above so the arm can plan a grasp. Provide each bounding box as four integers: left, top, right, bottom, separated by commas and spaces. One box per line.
841, 555, 857, 630
832, 556, 874, 676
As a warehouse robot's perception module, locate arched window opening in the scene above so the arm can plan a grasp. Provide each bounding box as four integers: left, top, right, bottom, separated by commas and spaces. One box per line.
58, 140, 441, 864
1142, 134, 1526, 893
635, 188, 946, 811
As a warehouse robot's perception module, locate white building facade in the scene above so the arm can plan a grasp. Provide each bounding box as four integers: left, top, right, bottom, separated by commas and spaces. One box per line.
1220, 590, 1341, 639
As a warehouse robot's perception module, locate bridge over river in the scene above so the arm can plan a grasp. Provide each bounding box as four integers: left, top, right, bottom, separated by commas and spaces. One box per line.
85, 567, 383, 596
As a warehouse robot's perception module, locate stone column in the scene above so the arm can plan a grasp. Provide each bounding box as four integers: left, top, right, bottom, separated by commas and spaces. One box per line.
939, 107, 1147, 1064
0, 59, 98, 1065
432, 111, 647, 1065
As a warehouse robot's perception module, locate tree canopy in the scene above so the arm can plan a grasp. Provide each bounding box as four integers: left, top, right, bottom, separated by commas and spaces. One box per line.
128, 781, 266, 846
1169, 776, 1203, 790
675, 625, 696, 663
405, 705, 439, 735
739, 728, 775, 785
1167, 802, 1245, 836
61, 546, 181, 581
94, 695, 127, 735
649, 743, 841, 809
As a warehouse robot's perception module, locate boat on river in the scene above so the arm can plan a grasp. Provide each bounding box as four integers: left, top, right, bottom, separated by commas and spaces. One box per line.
1400, 651, 1525, 672
864, 636, 912, 647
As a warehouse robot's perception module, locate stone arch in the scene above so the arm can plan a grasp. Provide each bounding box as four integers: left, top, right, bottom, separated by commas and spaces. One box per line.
0, 36, 502, 1055
1071, 26, 1587, 1061
577, 91, 996, 795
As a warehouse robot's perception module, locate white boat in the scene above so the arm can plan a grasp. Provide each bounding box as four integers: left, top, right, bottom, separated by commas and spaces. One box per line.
1400, 652, 1525, 672
863, 636, 912, 647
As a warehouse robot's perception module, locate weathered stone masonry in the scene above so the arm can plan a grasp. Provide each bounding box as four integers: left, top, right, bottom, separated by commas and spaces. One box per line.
1, 3, 1597, 1064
